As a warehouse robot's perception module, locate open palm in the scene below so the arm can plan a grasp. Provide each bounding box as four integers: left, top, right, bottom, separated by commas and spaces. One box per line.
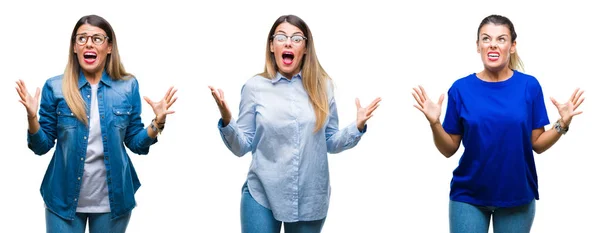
550, 88, 585, 126
15, 79, 40, 118
143, 86, 178, 122
412, 85, 444, 125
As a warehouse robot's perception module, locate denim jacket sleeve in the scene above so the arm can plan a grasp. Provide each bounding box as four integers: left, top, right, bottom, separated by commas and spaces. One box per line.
123, 78, 157, 154
218, 82, 256, 157
27, 80, 58, 155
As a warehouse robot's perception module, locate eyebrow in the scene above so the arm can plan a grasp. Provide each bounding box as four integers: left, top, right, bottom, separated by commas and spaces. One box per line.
275, 30, 304, 36
481, 33, 509, 38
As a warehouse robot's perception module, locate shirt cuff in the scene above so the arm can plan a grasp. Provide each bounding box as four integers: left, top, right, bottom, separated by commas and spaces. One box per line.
218, 118, 237, 135
27, 129, 43, 145
351, 122, 367, 136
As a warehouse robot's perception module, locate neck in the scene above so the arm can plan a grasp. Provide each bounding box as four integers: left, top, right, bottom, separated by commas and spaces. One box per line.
84, 70, 102, 85
478, 67, 513, 82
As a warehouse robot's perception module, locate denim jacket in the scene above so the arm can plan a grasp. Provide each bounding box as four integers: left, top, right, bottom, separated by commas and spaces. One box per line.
27, 70, 156, 220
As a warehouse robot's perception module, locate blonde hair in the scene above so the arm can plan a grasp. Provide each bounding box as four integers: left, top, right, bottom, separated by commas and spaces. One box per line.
260, 15, 331, 133
63, 15, 131, 125
477, 14, 524, 72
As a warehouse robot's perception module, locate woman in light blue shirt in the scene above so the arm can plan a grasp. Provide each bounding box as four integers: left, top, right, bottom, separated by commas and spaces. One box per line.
15, 15, 177, 233
209, 14, 381, 233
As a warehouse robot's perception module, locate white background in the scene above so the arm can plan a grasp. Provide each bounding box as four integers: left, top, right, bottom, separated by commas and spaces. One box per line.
1, 0, 598, 232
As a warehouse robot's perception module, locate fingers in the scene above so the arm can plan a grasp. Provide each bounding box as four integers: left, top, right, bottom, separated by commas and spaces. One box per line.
413, 104, 425, 113
572, 110, 583, 116
165, 87, 177, 103
167, 97, 178, 109
365, 103, 380, 116
437, 94, 445, 106
569, 88, 579, 102
218, 89, 225, 101
143, 96, 153, 106
35, 87, 41, 100
418, 85, 430, 100
412, 92, 424, 106
412, 87, 425, 103
574, 97, 585, 110
550, 97, 560, 108
355, 98, 361, 109
368, 97, 382, 108
163, 86, 174, 100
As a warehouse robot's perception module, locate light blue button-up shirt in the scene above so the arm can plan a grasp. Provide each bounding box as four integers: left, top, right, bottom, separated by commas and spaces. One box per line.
218, 72, 366, 222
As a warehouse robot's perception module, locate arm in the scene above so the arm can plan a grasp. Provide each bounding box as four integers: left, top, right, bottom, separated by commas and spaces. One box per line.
531, 124, 560, 154
413, 85, 462, 158
124, 78, 157, 155
531, 88, 584, 154
430, 121, 462, 158
216, 83, 256, 157
26, 80, 58, 155
325, 96, 366, 154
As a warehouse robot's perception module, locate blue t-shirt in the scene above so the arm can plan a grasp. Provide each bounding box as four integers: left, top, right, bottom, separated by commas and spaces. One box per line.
442, 70, 550, 207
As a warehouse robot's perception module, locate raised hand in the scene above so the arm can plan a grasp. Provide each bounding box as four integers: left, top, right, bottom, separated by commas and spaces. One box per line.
15, 79, 40, 119
550, 88, 585, 126
208, 86, 232, 126
143, 86, 178, 123
356, 97, 381, 132
412, 85, 444, 125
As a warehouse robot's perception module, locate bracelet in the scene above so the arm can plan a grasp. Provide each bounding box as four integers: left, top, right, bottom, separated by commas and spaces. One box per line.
150, 118, 164, 134
153, 118, 165, 129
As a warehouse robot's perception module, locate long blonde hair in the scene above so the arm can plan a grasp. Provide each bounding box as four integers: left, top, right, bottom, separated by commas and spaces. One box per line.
62, 15, 131, 125
477, 14, 524, 72
260, 15, 331, 133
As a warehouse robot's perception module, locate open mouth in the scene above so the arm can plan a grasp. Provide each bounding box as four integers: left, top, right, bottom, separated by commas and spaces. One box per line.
83, 51, 97, 64
282, 51, 294, 65
487, 52, 499, 61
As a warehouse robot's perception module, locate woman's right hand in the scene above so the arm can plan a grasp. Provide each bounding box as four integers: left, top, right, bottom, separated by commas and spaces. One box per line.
412, 85, 444, 125
16, 79, 40, 119
209, 86, 232, 126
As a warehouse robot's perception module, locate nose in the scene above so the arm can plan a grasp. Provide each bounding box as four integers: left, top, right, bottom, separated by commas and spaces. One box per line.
283, 37, 293, 47
85, 37, 94, 48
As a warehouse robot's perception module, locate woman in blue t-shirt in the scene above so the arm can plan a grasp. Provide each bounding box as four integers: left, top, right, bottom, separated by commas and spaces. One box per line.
412, 14, 585, 233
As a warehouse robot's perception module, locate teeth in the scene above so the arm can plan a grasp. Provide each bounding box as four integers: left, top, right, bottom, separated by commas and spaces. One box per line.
488, 54, 499, 58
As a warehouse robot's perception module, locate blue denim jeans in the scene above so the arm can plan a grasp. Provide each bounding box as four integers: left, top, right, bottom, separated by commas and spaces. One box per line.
449, 200, 536, 233
45, 208, 131, 233
241, 183, 326, 233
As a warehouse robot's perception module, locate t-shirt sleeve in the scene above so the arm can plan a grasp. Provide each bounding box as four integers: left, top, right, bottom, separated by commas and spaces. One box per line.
442, 85, 463, 135
531, 80, 550, 129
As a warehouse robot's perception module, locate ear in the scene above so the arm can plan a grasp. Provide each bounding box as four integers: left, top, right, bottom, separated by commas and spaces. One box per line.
269, 41, 274, 53
108, 43, 113, 54
476, 40, 481, 53
510, 40, 517, 54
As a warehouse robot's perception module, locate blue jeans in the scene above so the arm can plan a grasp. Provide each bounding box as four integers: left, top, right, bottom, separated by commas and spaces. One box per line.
449, 200, 536, 233
241, 183, 326, 233
45, 208, 131, 233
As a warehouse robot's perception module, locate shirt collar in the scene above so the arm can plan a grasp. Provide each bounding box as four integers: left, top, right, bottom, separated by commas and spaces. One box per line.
272, 71, 302, 83
78, 69, 112, 89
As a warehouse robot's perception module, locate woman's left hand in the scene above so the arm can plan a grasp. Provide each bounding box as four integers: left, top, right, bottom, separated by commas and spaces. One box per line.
144, 86, 178, 123
550, 88, 585, 126
356, 97, 381, 132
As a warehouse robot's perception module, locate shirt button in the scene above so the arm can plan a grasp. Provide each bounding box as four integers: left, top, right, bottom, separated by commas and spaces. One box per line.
70, 113, 74, 116
81, 157, 84, 161
117, 111, 120, 114
74, 198, 77, 201
87, 95, 91, 98
78, 177, 81, 180
87, 115, 90, 119
83, 136, 87, 140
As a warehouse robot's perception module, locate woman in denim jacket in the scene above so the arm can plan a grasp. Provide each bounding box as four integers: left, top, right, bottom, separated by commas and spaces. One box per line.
15, 15, 177, 233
